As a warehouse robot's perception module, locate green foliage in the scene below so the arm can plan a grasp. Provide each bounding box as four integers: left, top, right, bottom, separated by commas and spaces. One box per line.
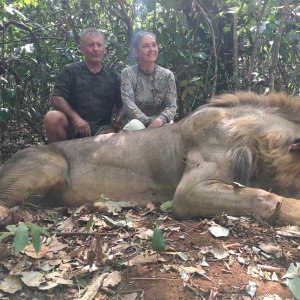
283, 262, 300, 299
13, 222, 29, 254
160, 200, 173, 212
85, 215, 94, 232
152, 226, 165, 251
2, 222, 50, 254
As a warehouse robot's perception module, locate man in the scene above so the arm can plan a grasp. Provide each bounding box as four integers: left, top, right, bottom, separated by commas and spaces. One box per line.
44, 28, 123, 143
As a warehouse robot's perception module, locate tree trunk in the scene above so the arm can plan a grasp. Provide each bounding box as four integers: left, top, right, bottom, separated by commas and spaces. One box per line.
269, 0, 289, 92
247, 0, 268, 90
232, 11, 238, 91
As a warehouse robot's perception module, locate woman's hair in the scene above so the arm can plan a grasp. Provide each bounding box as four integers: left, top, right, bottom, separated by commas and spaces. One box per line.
131, 31, 156, 49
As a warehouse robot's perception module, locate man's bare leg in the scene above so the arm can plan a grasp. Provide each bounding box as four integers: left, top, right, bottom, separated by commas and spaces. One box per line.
44, 111, 70, 143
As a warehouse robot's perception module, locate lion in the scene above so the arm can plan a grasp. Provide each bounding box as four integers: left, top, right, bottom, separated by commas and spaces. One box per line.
1, 91, 300, 226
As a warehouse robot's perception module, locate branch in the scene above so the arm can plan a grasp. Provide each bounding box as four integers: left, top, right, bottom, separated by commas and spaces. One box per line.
0, 36, 64, 46
232, 11, 238, 91
194, 1, 218, 96
65, 0, 80, 45
269, 0, 290, 92
116, 0, 134, 41
247, 0, 268, 89
0, 61, 21, 85
3, 21, 42, 84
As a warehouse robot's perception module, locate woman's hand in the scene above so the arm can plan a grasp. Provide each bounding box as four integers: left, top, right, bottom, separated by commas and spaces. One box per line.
148, 117, 164, 128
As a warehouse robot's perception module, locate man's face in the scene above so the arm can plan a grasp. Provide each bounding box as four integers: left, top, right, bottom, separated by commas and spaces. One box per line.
80, 33, 106, 64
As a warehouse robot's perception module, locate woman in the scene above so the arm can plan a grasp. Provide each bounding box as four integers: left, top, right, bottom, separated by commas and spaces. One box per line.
121, 31, 177, 131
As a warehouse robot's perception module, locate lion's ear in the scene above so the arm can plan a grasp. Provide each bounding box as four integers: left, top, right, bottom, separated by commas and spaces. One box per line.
289, 138, 300, 151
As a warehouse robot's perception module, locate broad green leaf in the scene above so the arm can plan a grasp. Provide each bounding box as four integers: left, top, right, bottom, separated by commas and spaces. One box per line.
13, 223, 29, 254
4, 6, 27, 19
85, 215, 94, 232
283, 262, 300, 299
247, 281, 257, 297
28, 223, 49, 237
6, 225, 18, 233
160, 200, 173, 212
0, 108, 10, 122
101, 215, 119, 227
152, 227, 165, 251
96, 194, 110, 202
179, 79, 189, 88
0, 231, 14, 241
173, 32, 183, 47
190, 76, 202, 83
31, 233, 42, 253
287, 276, 300, 299
0, 225, 18, 241
192, 52, 208, 59
286, 31, 300, 43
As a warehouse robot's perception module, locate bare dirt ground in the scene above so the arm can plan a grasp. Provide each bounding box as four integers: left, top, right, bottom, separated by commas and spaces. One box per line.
0, 204, 299, 300
0, 122, 299, 300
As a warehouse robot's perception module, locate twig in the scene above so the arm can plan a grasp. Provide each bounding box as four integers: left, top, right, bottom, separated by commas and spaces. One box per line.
223, 243, 243, 249
76, 271, 108, 300
3, 21, 42, 84
257, 264, 285, 272
130, 277, 180, 280
221, 269, 232, 274
55, 232, 118, 237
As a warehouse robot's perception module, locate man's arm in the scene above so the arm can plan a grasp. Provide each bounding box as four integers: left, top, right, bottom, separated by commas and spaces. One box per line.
114, 107, 126, 130
51, 96, 91, 137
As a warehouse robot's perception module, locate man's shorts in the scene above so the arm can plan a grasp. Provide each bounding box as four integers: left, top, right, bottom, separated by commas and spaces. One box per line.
72, 123, 115, 139
89, 123, 115, 136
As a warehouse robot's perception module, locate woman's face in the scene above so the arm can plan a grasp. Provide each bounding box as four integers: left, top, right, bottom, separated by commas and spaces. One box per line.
135, 34, 158, 64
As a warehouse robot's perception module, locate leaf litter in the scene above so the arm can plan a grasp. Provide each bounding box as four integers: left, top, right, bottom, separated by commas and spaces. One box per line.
0, 201, 299, 300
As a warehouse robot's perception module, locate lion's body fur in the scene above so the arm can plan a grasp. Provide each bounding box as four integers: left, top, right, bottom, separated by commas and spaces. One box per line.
1, 92, 300, 225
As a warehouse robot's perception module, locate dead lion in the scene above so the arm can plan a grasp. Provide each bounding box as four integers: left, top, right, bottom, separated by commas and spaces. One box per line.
1, 92, 300, 226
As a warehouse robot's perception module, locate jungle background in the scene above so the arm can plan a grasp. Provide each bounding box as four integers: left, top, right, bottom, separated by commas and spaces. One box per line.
0, 0, 300, 163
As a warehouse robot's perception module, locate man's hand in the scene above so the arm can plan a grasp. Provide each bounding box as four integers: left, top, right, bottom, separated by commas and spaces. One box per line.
114, 107, 126, 131
114, 119, 124, 131
72, 116, 91, 137
51, 96, 91, 138
148, 117, 164, 128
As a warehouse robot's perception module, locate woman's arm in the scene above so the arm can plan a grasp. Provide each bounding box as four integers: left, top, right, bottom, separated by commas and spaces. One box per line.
158, 71, 178, 123
121, 68, 151, 126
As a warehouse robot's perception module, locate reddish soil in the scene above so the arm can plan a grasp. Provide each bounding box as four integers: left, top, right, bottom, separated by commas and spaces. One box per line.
0, 206, 299, 299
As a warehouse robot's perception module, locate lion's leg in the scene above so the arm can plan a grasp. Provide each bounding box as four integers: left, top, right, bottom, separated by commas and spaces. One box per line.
0, 147, 69, 222
172, 167, 300, 226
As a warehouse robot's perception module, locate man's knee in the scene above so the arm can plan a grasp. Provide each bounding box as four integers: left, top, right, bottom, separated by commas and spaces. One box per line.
44, 111, 68, 128
44, 111, 71, 143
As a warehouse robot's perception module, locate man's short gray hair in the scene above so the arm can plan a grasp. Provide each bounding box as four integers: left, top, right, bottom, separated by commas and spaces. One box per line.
80, 28, 105, 46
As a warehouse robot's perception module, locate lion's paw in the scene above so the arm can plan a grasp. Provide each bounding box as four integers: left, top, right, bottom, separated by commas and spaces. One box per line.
0, 205, 16, 228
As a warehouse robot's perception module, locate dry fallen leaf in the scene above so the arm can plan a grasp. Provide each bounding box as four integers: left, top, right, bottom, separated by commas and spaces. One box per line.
102, 271, 121, 288
21, 271, 45, 287
259, 243, 283, 258
0, 276, 22, 294
126, 254, 157, 267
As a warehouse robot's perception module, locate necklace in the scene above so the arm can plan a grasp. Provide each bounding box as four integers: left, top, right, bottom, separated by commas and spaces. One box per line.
134, 65, 157, 103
